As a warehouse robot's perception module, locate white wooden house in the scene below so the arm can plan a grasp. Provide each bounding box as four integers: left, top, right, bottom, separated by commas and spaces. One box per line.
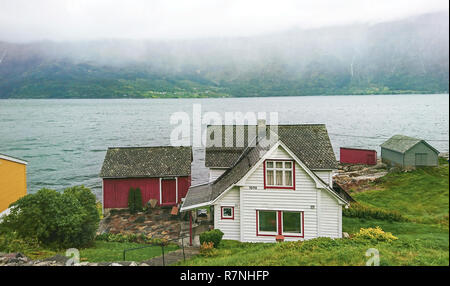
181, 122, 350, 243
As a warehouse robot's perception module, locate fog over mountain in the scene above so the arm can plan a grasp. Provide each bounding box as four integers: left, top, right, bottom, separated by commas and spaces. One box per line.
0, 11, 448, 98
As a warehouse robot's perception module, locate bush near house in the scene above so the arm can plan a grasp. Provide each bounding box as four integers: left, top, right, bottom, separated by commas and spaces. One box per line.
353, 226, 398, 242
128, 188, 143, 214
200, 242, 217, 257
199, 229, 224, 248
0, 186, 100, 249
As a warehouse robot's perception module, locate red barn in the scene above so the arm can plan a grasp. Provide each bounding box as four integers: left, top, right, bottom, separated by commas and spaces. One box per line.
99, 146, 192, 211
340, 147, 377, 165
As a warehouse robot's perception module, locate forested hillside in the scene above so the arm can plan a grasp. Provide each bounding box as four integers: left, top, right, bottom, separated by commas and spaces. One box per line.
0, 12, 448, 98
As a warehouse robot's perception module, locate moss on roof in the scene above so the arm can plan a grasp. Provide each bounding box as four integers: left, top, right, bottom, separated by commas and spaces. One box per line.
205, 124, 338, 170
381, 135, 439, 154
99, 146, 192, 178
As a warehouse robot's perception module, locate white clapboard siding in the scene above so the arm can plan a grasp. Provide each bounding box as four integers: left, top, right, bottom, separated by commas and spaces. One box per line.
241, 152, 319, 242
314, 170, 333, 187
319, 190, 341, 238
211, 144, 343, 243
269, 146, 292, 159
209, 168, 227, 182
214, 187, 240, 240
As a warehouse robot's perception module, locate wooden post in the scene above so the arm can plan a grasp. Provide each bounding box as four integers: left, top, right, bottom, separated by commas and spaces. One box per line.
189, 211, 193, 246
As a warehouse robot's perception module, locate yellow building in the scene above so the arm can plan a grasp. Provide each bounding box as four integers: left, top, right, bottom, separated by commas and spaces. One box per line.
0, 154, 27, 213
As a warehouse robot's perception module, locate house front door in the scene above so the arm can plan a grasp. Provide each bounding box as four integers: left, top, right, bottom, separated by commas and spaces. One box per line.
161, 178, 177, 206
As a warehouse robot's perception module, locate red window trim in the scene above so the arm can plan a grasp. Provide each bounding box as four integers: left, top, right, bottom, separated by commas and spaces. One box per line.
263, 159, 296, 190
221, 206, 234, 220
256, 210, 304, 238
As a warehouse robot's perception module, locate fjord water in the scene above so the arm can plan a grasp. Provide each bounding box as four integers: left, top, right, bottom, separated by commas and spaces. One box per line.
0, 94, 448, 200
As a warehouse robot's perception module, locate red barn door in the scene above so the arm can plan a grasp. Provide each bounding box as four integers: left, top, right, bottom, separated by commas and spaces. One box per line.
161, 179, 177, 206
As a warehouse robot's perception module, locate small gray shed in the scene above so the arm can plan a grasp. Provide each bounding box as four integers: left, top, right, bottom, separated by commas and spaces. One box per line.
380, 135, 439, 168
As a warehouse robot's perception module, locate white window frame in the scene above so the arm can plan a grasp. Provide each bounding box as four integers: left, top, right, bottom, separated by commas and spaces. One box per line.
221, 206, 234, 219
265, 160, 294, 188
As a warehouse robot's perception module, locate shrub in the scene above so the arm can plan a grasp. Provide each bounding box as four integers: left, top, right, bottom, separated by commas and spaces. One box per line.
95, 232, 170, 246
343, 202, 407, 222
199, 229, 224, 248
0, 231, 40, 254
128, 188, 136, 213
63, 186, 100, 247
134, 188, 143, 212
0, 186, 100, 249
128, 188, 143, 214
200, 242, 217, 257
353, 226, 398, 242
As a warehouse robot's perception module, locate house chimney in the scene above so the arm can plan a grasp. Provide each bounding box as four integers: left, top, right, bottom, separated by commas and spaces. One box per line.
257, 119, 266, 129
257, 119, 266, 140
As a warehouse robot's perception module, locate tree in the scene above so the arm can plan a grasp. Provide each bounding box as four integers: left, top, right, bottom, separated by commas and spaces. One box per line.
134, 188, 143, 213
128, 187, 143, 214
0, 186, 100, 249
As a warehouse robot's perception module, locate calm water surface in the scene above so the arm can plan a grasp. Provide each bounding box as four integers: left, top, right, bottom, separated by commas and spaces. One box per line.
0, 94, 448, 200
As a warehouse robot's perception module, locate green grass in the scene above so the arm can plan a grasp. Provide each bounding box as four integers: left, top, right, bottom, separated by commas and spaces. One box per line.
77, 241, 178, 263
177, 164, 449, 266
351, 164, 449, 225
176, 219, 448, 266
1, 239, 178, 263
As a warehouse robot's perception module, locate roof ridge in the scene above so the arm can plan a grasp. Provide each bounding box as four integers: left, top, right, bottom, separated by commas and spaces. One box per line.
0, 153, 28, 165
107, 146, 192, 149
206, 124, 326, 127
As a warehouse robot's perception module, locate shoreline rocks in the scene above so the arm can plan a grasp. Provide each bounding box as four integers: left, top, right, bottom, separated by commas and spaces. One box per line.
0, 252, 152, 266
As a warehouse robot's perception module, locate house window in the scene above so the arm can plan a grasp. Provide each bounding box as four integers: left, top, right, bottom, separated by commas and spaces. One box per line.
258, 210, 278, 234
221, 206, 234, 220
265, 160, 294, 189
282, 211, 302, 235
257, 210, 303, 237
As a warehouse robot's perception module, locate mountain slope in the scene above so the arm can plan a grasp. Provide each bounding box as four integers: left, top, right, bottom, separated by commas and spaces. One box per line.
0, 12, 448, 98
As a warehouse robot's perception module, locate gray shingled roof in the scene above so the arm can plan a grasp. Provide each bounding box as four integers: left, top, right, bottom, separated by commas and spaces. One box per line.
205, 124, 338, 170
380, 135, 439, 154
99, 146, 192, 178
183, 135, 276, 209
182, 131, 347, 210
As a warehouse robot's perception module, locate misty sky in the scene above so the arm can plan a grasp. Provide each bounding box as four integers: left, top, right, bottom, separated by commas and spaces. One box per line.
0, 0, 448, 42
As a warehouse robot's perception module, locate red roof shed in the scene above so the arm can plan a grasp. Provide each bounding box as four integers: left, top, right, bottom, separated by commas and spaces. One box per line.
340, 147, 377, 165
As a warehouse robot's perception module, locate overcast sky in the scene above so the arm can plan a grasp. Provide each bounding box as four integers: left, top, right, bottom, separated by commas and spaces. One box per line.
0, 0, 448, 42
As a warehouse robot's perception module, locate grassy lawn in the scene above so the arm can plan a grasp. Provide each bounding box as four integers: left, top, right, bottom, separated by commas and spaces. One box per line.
350, 163, 449, 225
177, 163, 449, 266
78, 241, 178, 263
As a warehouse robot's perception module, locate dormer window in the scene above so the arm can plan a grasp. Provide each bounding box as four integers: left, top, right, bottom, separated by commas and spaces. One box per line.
264, 160, 295, 189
